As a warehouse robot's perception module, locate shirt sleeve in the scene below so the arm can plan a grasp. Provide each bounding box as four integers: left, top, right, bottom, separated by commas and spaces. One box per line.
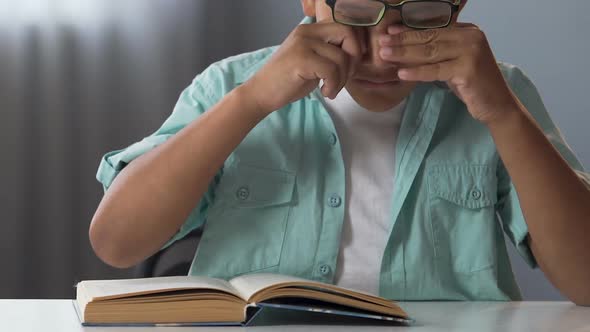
496, 65, 590, 268
96, 69, 223, 250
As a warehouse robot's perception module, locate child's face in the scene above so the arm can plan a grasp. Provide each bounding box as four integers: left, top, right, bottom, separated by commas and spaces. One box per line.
301, 0, 465, 112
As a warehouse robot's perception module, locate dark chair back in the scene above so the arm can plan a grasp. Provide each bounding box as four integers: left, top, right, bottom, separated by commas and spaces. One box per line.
134, 228, 202, 278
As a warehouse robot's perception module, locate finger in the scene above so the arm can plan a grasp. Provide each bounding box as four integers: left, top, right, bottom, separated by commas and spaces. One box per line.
306, 21, 364, 59
397, 61, 457, 82
311, 40, 353, 91
385, 28, 460, 46
302, 52, 344, 99
452, 22, 479, 29
386, 24, 414, 36
380, 24, 413, 47
379, 42, 460, 65
353, 26, 369, 56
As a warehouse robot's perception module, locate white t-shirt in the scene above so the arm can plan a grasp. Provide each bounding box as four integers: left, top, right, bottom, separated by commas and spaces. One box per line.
322, 88, 405, 295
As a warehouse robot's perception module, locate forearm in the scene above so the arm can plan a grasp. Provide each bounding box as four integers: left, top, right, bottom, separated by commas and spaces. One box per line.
90, 85, 266, 268
485, 99, 590, 305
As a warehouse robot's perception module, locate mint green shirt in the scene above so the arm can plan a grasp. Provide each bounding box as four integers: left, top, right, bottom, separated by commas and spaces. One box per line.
96, 20, 589, 301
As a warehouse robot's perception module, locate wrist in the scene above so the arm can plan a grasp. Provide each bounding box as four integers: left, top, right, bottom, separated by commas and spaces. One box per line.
475, 89, 522, 128
484, 102, 529, 136
232, 83, 271, 123
207, 85, 268, 132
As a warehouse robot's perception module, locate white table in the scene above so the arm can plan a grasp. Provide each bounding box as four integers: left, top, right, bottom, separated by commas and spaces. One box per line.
2, 300, 589, 332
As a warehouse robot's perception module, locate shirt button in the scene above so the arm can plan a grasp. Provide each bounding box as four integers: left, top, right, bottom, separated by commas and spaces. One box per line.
329, 133, 338, 146
318, 264, 331, 276
471, 189, 482, 200
328, 194, 342, 208
236, 187, 250, 201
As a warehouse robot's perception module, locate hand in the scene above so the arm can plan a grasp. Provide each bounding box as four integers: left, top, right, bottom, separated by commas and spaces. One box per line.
378, 23, 518, 125
242, 21, 365, 116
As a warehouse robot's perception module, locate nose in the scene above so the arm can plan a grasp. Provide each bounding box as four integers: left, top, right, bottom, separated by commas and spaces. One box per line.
362, 9, 403, 68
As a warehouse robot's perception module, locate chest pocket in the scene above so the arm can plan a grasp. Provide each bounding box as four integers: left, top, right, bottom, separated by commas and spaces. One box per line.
191, 164, 296, 279
427, 164, 498, 274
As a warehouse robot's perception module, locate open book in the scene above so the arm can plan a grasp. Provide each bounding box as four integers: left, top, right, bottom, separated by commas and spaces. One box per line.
74, 273, 411, 326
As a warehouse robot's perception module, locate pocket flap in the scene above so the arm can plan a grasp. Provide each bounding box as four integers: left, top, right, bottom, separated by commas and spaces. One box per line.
428, 164, 497, 209
219, 164, 296, 208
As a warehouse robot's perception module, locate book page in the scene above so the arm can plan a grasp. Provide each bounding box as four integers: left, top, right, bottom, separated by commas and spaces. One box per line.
229, 273, 329, 301
78, 276, 239, 302
230, 273, 397, 306
230, 273, 408, 320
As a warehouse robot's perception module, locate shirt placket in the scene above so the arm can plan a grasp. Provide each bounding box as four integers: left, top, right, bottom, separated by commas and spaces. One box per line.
308, 92, 347, 283
380, 84, 445, 299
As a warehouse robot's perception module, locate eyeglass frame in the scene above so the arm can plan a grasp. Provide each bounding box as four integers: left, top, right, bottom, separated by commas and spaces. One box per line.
324, 0, 462, 29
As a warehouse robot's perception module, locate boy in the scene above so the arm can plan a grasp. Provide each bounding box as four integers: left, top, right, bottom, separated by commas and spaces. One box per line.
90, 0, 590, 304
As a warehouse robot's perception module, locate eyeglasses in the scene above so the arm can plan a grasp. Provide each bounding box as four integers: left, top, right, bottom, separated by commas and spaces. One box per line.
325, 0, 461, 29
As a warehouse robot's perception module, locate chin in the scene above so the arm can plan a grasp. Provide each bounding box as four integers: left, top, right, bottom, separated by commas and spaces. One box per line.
346, 81, 417, 112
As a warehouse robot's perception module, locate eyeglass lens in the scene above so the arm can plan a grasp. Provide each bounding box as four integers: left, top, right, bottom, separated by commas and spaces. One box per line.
333, 0, 452, 28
